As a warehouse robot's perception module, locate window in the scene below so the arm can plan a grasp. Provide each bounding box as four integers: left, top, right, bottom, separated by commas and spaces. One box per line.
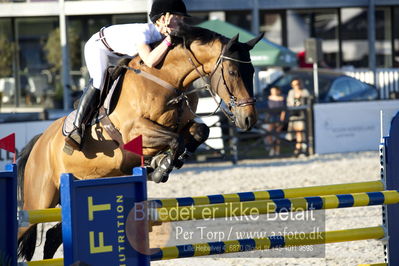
259, 11, 283, 45
329, 77, 351, 100
15, 17, 58, 107
286, 9, 339, 68
312, 10, 339, 68
187, 12, 209, 25
112, 14, 146, 25
376, 7, 392, 68
393, 7, 399, 67
68, 15, 112, 91
348, 78, 365, 94
225, 10, 251, 32
287, 10, 310, 53
341, 8, 368, 68
317, 76, 332, 99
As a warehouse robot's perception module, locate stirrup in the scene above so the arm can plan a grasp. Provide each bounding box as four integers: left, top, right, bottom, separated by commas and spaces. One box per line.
64, 128, 82, 151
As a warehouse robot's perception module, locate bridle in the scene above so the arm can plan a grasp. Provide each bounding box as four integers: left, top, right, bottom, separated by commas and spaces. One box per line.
120, 39, 256, 123
179, 40, 256, 122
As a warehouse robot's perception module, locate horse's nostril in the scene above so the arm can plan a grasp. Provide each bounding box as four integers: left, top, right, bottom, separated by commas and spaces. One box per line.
244, 114, 257, 130
245, 116, 253, 129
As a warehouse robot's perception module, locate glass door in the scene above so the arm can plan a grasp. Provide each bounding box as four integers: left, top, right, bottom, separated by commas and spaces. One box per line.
15, 17, 58, 108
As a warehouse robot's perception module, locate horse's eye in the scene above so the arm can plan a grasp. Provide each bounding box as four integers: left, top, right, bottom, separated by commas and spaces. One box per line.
229, 70, 238, 76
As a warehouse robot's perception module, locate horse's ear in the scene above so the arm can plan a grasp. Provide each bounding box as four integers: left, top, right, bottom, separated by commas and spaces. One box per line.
226, 34, 239, 50
246, 33, 263, 50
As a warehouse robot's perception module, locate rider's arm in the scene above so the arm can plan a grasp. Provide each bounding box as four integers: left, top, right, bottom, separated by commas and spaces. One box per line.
137, 35, 172, 68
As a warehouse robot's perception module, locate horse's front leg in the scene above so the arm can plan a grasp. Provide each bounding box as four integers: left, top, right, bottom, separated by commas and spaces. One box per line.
174, 120, 210, 169
147, 121, 209, 182
124, 117, 181, 183
148, 134, 186, 183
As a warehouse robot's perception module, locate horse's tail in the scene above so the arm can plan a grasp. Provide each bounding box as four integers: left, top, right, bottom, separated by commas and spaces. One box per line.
17, 133, 42, 207
17, 133, 42, 261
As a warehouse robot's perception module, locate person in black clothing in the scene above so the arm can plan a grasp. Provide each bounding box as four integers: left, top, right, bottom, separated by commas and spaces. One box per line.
264, 86, 286, 156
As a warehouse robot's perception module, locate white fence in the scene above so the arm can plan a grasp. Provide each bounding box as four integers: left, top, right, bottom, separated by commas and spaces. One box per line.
344, 68, 399, 99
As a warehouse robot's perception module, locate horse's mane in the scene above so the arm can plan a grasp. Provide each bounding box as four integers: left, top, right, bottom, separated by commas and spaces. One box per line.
171, 23, 226, 47
149, 24, 226, 49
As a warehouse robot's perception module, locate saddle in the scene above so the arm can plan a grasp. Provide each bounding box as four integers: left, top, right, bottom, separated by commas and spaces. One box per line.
61, 58, 177, 177
62, 59, 142, 174
62, 59, 130, 136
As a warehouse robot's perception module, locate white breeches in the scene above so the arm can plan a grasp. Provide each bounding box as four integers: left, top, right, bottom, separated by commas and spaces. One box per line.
84, 33, 121, 90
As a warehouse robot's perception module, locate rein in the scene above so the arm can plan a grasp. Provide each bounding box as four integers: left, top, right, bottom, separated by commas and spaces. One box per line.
120, 65, 175, 91
119, 39, 256, 123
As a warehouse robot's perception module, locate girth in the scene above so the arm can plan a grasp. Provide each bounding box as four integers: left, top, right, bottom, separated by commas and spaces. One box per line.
98, 107, 141, 174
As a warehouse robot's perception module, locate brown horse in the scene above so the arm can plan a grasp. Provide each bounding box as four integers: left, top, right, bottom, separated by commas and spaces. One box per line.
17, 25, 262, 260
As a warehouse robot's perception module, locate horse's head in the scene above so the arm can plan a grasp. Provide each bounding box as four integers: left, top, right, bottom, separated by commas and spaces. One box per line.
171, 25, 262, 130
208, 33, 262, 131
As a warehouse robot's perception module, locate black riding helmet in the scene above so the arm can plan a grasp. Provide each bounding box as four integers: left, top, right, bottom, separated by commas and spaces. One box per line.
149, 0, 190, 23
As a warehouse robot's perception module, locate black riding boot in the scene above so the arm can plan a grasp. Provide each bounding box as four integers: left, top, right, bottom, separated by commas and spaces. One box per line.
65, 82, 100, 151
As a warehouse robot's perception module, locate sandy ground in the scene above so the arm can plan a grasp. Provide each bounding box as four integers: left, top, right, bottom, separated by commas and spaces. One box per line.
30, 151, 388, 265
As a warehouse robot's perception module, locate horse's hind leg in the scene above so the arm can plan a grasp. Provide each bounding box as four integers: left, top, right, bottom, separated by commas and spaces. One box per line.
19, 170, 60, 260
150, 122, 209, 182
175, 121, 210, 169
124, 117, 180, 183
18, 225, 38, 261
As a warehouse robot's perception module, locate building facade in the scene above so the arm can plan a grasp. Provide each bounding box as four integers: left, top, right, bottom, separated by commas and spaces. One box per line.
0, 0, 398, 110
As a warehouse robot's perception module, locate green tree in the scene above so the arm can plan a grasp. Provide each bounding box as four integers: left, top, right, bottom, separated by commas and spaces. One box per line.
0, 34, 15, 78
43, 27, 80, 74
43, 27, 80, 104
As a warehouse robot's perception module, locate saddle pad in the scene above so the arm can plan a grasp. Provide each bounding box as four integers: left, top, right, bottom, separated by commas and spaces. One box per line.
103, 75, 121, 112
62, 110, 77, 136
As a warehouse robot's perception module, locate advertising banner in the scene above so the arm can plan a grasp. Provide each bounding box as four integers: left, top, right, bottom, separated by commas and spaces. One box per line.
314, 100, 399, 154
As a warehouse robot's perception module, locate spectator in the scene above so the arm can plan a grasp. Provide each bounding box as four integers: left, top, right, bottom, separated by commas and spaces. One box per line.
287, 78, 310, 156
264, 86, 286, 156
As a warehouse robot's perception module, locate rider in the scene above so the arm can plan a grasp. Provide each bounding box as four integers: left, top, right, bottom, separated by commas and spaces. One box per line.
65, 0, 190, 151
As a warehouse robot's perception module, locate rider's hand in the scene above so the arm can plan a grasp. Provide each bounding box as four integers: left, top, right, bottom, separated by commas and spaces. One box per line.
158, 12, 172, 36
162, 26, 172, 36
164, 12, 172, 26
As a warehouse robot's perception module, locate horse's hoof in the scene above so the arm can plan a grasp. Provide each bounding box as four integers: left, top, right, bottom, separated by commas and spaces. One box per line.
153, 171, 170, 183
174, 159, 184, 169
161, 175, 169, 183
151, 154, 173, 183
151, 170, 170, 183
